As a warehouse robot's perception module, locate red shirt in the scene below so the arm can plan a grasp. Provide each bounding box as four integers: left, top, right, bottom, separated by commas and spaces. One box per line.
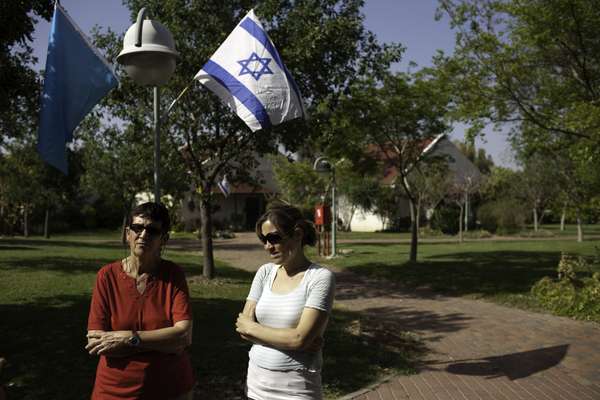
88, 260, 195, 399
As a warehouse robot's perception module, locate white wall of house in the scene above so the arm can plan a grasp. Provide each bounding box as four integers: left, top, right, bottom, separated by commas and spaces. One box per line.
349, 209, 387, 232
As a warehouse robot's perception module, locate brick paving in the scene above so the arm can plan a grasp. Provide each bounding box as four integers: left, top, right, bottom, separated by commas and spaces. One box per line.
335, 272, 600, 400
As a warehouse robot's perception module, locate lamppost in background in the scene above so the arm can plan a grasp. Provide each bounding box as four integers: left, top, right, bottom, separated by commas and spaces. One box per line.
117, 8, 178, 203
313, 156, 336, 257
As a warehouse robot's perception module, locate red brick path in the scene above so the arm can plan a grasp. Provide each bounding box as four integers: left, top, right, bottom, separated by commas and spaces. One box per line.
335, 272, 600, 400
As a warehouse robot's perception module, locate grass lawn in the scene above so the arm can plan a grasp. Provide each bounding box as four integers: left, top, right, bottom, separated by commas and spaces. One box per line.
326, 239, 600, 317
0, 234, 417, 400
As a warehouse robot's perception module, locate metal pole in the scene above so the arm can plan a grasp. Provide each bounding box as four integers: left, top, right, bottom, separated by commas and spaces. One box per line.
331, 167, 337, 257
153, 86, 161, 203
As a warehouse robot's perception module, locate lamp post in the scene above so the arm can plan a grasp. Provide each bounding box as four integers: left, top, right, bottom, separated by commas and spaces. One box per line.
116, 8, 178, 203
313, 156, 336, 257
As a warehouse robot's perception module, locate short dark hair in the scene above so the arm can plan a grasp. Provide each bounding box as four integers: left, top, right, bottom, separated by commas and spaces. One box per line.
129, 202, 171, 234
255, 203, 317, 247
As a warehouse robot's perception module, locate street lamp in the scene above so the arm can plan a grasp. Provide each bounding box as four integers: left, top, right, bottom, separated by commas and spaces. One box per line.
117, 8, 178, 203
313, 156, 337, 257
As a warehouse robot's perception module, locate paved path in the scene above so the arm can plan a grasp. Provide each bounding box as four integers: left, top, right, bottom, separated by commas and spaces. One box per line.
335, 274, 600, 400
187, 233, 600, 400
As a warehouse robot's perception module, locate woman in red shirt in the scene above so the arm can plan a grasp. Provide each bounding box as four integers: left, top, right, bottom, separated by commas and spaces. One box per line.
86, 202, 194, 400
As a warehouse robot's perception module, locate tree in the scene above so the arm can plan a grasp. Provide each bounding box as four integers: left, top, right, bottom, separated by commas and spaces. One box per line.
271, 156, 327, 212
436, 1, 600, 236
0, 0, 53, 147
516, 153, 559, 231
331, 71, 451, 261
406, 157, 452, 233
447, 171, 481, 242
92, 0, 400, 278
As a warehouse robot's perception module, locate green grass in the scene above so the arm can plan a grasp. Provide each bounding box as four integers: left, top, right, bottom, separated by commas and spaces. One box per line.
326, 239, 600, 316
0, 234, 418, 400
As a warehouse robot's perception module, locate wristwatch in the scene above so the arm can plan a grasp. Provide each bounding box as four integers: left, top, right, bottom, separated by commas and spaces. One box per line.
128, 332, 141, 347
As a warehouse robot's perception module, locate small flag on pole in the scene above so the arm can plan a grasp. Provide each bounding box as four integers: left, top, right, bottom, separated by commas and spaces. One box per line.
38, 3, 118, 174
194, 9, 305, 132
217, 175, 231, 197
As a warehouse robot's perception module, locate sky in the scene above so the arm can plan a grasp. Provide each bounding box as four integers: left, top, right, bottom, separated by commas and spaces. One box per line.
29, 0, 515, 168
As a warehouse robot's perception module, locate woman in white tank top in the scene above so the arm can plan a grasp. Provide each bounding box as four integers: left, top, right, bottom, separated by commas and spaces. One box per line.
236, 203, 336, 400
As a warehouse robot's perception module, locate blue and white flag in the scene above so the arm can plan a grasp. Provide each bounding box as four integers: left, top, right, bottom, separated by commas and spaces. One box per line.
38, 3, 118, 174
194, 9, 305, 132
217, 175, 231, 197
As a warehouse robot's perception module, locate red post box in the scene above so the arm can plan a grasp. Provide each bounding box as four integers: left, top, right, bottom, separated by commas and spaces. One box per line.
314, 204, 331, 226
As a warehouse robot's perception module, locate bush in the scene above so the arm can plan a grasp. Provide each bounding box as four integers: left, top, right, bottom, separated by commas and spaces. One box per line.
463, 229, 493, 239
418, 227, 444, 237
431, 203, 460, 235
531, 253, 600, 322
477, 199, 527, 234
519, 229, 555, 238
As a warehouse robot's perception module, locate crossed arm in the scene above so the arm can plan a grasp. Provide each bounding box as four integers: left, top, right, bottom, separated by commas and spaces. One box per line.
86, 320, 192, 357
236, 300, 327, 351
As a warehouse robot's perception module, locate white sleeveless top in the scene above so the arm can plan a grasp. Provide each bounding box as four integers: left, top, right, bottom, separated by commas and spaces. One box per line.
247, 263, 335, 371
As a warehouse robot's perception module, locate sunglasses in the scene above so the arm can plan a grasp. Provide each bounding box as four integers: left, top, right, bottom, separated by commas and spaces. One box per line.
128, 223, 163, 237
258, 232, 285, 245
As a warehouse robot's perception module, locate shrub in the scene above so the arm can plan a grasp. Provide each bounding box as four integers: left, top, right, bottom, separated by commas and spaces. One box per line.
519, 229, 555, 238
531, 253, 600, 322
419, 227, 444, 237
477, 199, 527, 234
463, 229, 493, 239
431, 203, 460, 235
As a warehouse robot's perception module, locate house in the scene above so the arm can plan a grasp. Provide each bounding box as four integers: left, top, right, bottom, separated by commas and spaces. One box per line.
179, 134, 480, 233
346, 134, 482, 232
179, 155, 278, 232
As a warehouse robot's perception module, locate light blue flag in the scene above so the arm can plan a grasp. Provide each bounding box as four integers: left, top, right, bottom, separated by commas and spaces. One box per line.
38, 3, 118, 174
194, 9, 305, 132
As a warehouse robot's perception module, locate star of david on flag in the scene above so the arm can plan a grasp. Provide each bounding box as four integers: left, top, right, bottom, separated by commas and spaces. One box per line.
194, 9, 305, 132
238, 52, 273, 81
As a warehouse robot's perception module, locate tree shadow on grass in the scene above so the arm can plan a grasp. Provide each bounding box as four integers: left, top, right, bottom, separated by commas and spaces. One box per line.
0, 238, 123, 251
348, 251, 564, 297
0, 290, 413, 400
189, 296, 427, 399
0, 257, 116, 275
0, 295, 99, 400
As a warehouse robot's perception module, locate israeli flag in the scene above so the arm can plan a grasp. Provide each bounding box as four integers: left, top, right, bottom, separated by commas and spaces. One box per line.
217, 175, 231, 197
194, 9, 305, 132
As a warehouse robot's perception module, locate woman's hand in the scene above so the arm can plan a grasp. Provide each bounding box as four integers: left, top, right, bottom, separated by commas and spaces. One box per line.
86, 330, 131, 356
236, 313, 256, 336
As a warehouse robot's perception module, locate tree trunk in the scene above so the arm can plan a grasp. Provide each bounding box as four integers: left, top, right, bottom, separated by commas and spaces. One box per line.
200, 196, 215, 279
416, 199, 421, 236
345, 206, 355, 232
44, 209, 50, 238
458, 204, 464, 243
409, 199, 418, 262
533, 208, 538, 232
464, 192, 469, 232
23, 205, 29, 238
560, 204, 566, 231
121, 213, 128, 244
576, 214, 583, 243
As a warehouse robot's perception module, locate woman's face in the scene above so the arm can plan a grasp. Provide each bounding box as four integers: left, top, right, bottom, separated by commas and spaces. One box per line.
127, 215, 165, 259
260, 219, 300, 265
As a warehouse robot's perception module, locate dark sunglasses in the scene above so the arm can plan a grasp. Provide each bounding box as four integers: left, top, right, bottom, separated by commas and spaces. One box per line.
258, 232, 285, 245
128, 223, 163, 237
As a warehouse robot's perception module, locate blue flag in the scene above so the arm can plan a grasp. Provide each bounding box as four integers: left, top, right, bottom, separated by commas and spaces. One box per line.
194, 9, 305, 132
38, 4, 118, 174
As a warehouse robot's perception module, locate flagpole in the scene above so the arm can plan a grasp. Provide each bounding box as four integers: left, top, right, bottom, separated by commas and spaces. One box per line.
154, 86, 161, 203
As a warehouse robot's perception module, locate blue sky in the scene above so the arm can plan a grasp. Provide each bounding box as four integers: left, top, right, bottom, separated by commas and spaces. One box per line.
29, 0, 514, 167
